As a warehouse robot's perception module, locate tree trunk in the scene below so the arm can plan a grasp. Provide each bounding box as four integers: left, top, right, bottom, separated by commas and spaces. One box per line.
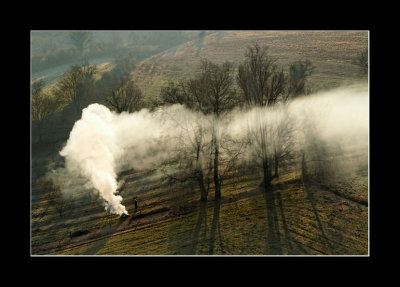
196, 143, 207, 201
214, 142, 221, 200
198, 169, 208, 201
301, 152, 307, 182
263, 161, 272, 190
274, 155, 279, 178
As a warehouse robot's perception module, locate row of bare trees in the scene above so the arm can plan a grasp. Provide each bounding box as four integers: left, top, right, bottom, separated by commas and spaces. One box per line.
31, 56, 144, 144
32, 42, 314, 205
54, 59, 98, 115
156, 43, 315, 200
236, 44, 310, 189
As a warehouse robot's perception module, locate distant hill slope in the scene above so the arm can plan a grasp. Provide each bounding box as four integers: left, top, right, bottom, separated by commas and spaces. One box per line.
32, 57, 114, 89
131, 31, 368, 101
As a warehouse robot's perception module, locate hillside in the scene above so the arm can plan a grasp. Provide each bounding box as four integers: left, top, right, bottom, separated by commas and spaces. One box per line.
131, 31, 368, 101
31, 31, 369, 256
32, 57, 114, 88
31, 31, 204, 75
33, 166, 368, 255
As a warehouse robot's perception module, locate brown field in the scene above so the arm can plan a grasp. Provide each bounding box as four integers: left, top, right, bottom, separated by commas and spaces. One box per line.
31, 159, 368, 255
31, 31, 369, 256
131, 31, 368, 101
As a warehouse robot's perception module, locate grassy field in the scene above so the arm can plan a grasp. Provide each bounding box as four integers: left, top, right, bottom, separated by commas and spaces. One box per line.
32, 58, 114, 89
31, 31, 369, 256
36, 61, 115, 96
131, 31, 368, 101
32, 160, 368, 255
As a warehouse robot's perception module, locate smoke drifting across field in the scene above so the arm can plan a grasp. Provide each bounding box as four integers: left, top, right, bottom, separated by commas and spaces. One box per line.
57, 84, 368, 215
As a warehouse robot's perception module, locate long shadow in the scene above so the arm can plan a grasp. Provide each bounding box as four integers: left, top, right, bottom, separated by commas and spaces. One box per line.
82, 216, 124, 255
191, 201, 208, 254
304, 185, 334, 254
128, 209, 141, 225
276, 192, 293, 254
82, 237, 109, 255
262, 186, 283, 255
208, 200, 222, 255
217, 205, 223, 253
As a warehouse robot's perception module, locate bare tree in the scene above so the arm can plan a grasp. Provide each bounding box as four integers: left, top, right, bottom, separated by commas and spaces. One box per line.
215, 133, 247, 190
287, 59, 314, 99
237, 43, 287, 107
160, 80, 194, 108
96, 55, 137, 103
187, 59, 240, 200
237, 43, 295, 188
188, 60, 239, 117
160, 114, 245, 202
55, 60, 97, 115
246, 106, 294, 189
247, 110, 273, 188
271, 108, 295, 178
39, 177, 73, 217
159, 60, 242, 201
31, 79, 59, 144
300, 118, 343, 185
159, 111, 213, 202
105, 81, 143, 113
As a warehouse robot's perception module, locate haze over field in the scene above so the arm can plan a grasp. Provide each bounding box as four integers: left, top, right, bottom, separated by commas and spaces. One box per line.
56, 84, 368, 215
31, 30, 369, 255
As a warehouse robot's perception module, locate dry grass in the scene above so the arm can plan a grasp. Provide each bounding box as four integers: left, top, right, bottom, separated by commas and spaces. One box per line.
31, 31, 369, 254
35, 160, 368, 255
40, 62, 114, 98
131, 31, 368, 99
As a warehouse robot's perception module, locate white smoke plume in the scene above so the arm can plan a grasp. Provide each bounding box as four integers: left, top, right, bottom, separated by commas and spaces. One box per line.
57, 84, 368, 215
59, 104, 126, 214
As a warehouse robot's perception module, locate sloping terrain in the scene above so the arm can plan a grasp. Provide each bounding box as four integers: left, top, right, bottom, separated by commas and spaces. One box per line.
32, 164, 368, 256
31, 31, 369, 256
31, 57, 114, 88
131, 31, 368, 100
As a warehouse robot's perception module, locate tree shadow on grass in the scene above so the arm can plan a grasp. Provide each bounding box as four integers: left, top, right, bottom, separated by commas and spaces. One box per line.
262, 186, 283, 255
82, 216, 124, 255
276, 192, 293, 254
128, 209, 142, 226
190, 200, 223, 255
304, 185, 334, 254
191, 201, 208, 254
261, 181, 336, 255
82, 237, 109, 255
208, 200, 223, 255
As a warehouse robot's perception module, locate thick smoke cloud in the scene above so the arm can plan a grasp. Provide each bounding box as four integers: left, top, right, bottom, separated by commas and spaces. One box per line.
57, 84, 368, 215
